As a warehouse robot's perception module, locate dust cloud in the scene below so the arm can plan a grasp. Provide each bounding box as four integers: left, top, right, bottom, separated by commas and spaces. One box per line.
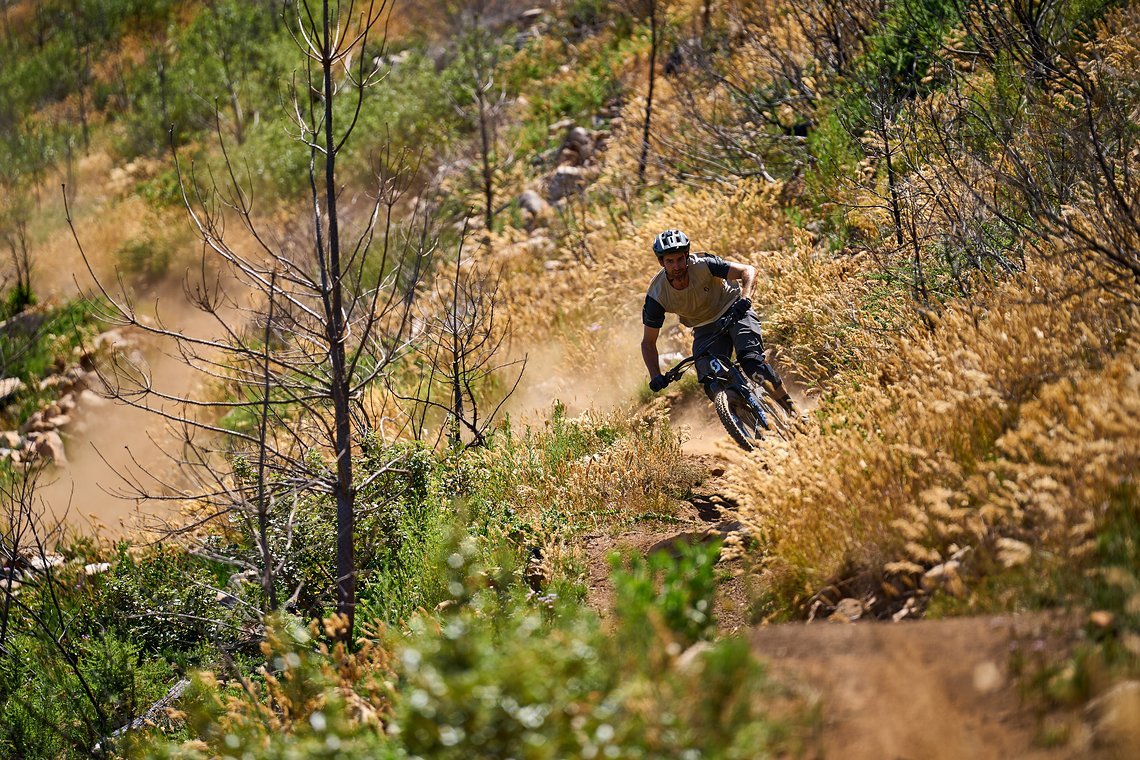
40, 282, 224, 536
27, 159, 239, 535
504, 317, 648, 422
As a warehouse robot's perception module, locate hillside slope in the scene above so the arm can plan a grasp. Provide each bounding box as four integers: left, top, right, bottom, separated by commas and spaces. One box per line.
0, 0, 1137, 757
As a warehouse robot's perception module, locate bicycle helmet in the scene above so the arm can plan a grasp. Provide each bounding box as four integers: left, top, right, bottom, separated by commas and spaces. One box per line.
652, 229, 690, 258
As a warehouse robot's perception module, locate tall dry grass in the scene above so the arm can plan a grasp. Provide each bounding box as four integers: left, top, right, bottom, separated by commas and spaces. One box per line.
714, 257, 1138, 612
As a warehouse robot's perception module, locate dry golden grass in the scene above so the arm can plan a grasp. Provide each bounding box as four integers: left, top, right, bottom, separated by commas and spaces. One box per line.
714, 258, 1138, 610
487, 0, 1140, 622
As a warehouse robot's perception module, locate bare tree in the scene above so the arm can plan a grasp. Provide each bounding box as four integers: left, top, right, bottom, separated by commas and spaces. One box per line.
929, 2, 1140, 291
395, 223, 525, 448
0, 126, 56, 314
67, 0, 429, 643
0, 196, 33, 313
441, 0, 519, 236
634, 0, 669, 185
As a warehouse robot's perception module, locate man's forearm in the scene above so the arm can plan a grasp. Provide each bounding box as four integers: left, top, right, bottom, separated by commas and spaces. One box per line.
738, 266, 756, 299
641, 341, 661, 378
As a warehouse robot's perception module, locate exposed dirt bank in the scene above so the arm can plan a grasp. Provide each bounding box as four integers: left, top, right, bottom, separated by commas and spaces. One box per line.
752, 614, 1080, 760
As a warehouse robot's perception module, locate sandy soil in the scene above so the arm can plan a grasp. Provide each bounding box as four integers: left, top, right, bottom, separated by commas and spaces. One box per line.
751, 614, 1082, 760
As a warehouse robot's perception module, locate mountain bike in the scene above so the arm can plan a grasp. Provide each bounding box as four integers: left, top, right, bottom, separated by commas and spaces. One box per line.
657, 310, 797, 452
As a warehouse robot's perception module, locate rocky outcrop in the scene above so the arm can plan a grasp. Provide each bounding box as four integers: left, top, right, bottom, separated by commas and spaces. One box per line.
546, 165, 587, 201
0, 328, 127, 469
518, 189, 551, 227
31, 430, 68, 466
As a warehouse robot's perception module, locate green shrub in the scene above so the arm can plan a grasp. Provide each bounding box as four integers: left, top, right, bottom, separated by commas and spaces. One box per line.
0, 298, 103, 429
0, 625, 176, 759
610, 540, 722, 649
135, 615, 402, 760
396, 537, 800, 759
92, 545, 230, 657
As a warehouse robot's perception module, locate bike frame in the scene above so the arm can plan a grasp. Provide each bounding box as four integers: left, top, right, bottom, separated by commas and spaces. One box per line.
660, 312, 770, 433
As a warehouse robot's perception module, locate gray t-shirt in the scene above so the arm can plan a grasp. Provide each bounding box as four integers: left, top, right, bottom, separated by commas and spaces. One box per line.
642, 255, 740, 329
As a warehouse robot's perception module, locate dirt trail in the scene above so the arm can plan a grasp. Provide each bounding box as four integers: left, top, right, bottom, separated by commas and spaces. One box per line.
753, 615, 1078, 760
582, 397, 1091, 760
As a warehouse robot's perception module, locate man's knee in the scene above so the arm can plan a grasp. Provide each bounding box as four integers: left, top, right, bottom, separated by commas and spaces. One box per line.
745, 359, 780, 386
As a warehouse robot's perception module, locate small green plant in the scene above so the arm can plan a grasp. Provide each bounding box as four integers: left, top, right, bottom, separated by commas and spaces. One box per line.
610, 539, 722, 648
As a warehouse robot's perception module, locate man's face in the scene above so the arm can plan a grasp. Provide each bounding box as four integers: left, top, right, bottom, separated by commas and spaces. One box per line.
660, 251, 689, 283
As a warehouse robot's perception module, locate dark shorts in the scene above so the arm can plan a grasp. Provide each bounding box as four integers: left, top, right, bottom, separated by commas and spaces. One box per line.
691, 310, 776, 384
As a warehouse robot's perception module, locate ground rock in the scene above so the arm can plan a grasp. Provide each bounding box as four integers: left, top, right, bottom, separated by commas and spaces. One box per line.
830, 597, 864, 623
24, 552, 65, 573
0, 377, 24, 401
78, 388, 108, 408
38, 375, 69, 392
565, 126, 594, 163
20, 411, 48, 433
32, 430, 67, 466
94, 329, 129, 351
526, 235, 554, 255
0, 431, 21, 448
973, 660, 1003, 693
84, 562, 111, 576
518, 189, 550, 224
546, 165, 586, 201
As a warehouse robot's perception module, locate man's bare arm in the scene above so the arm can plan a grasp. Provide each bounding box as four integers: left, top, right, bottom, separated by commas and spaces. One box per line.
641, 325, 662, 378
725, 261, 756, 300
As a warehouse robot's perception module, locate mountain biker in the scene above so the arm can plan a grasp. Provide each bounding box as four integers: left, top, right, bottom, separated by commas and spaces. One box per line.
640, 228, 796, 414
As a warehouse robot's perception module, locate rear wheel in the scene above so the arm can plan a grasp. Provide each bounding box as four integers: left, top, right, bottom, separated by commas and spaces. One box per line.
714, 389, 762, 452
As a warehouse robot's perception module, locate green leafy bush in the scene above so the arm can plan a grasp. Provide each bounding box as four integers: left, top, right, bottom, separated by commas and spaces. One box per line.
92, 545, 230, 657
0, 629, 175, 759
397, 536, 801, 759
610, 540, 722, 649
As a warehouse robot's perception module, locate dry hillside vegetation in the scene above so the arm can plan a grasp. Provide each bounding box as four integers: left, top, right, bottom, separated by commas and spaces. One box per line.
492, 1, 1140, 627
2, 0, 1139, 756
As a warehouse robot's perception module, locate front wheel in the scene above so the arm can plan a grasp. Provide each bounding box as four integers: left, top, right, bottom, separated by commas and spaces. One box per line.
714, 389, 761, 452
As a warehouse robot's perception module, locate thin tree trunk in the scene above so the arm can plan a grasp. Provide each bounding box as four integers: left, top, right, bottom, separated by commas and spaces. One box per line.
450, 249, 464, 447
638, 0, 659, 184
319, 0, 355, 642
257, 272, 279, 612
880, 118, 904, 246
477, 87, 493, 233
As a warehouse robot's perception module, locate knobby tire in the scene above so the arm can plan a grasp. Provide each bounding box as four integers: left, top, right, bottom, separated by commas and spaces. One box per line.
714, 389, 757, 452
